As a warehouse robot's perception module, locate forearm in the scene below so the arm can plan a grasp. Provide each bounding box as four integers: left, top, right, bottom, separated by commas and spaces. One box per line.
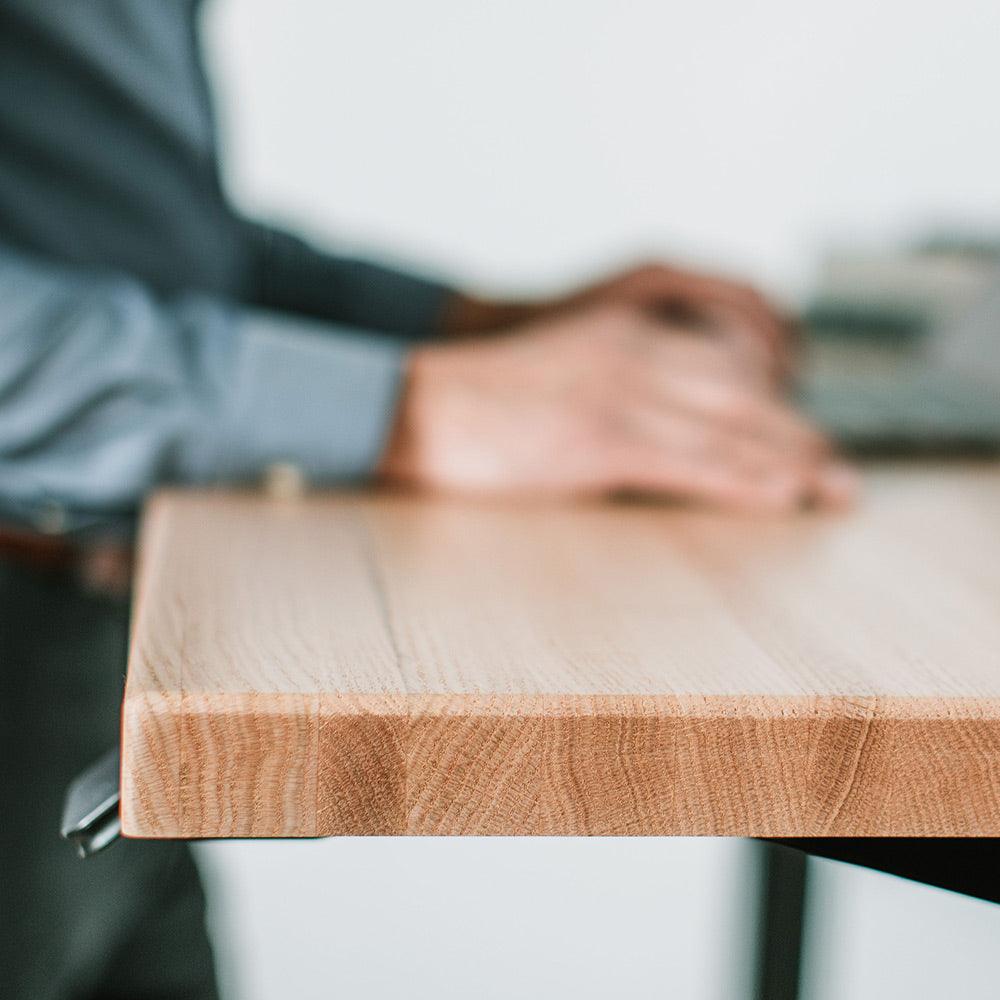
0, 244, 404, 532
240, 221, 455, 340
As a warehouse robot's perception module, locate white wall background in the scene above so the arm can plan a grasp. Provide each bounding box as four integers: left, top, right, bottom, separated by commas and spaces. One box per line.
196, 1, 1000, 997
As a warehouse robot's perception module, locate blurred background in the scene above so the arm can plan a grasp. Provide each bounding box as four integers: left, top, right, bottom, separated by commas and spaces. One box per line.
194, 0, 1000, 996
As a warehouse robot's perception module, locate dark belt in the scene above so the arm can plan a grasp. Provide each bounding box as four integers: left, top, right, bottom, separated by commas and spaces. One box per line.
0, 528, 132, 595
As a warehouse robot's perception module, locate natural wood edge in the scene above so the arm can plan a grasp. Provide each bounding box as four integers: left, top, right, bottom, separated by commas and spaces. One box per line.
121, 692, 1000, 839
122, 690, 1000, 720
121, 691, 319, 839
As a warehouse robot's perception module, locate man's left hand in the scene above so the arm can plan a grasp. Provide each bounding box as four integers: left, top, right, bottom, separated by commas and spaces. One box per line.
440, 261, 797, 385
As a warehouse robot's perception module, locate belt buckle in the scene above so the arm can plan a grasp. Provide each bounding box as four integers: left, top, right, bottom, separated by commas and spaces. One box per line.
60, 746, 121, 858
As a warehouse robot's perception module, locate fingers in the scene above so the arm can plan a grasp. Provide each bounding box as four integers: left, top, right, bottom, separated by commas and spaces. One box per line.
640, 338, 829, 456
621, 398, 797, 474
809, 461, 860, 509
587, 317, 855, 510
698, 304, 791, 388
610, 441, 808, 512
609, 430, 858, 512
610, 398, 855, 512
688, 379, 828, 453
620, 263, 784, 327
608, 263, 796, 377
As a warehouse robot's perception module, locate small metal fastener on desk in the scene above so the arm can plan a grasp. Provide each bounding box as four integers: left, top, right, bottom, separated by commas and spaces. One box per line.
60, 746, 121, 858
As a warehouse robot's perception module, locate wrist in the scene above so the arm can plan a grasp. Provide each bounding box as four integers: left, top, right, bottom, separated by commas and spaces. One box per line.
377, 345, 438, 484
437, 293, 537, 337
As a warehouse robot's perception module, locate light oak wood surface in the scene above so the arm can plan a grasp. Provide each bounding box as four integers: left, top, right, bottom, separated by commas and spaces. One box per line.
121, 464, 1000, 838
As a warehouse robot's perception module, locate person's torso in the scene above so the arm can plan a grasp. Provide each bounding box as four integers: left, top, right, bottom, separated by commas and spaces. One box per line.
0, 0, 250, 296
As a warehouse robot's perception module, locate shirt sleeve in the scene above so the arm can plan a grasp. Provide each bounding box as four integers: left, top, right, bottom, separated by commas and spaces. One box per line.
0, 242, 405, 533
241, 221, 454, 340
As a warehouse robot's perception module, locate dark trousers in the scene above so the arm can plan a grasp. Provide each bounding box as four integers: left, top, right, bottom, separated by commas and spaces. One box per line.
1, 560, 219, 1000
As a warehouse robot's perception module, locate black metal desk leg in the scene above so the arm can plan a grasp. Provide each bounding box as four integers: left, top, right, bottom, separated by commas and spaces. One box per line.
752, 841, 809, 1000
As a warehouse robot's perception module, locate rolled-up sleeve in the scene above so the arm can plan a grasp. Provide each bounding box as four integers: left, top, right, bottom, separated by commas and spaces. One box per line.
0, 243, 405, 531
242, 221, 454, 340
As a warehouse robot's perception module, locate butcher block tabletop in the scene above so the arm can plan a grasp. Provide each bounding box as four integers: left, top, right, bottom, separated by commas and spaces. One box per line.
120, 464, 1000, 839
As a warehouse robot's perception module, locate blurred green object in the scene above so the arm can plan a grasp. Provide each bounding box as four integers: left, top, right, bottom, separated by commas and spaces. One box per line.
803, 301, 929, 343
797, 258, 1000, 454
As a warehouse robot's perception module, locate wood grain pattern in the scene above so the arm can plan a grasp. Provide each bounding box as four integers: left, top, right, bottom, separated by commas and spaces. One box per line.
121, 464, 1000, 838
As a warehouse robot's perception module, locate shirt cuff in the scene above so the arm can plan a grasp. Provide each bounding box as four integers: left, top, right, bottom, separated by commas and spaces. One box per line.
188, 310, 405, 485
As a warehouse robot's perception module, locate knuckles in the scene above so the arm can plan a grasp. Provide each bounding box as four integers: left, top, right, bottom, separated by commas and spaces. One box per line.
576, 303, 655, 355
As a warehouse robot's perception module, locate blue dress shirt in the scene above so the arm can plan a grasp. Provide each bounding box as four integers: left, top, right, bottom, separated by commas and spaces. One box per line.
0, 0, 451, 532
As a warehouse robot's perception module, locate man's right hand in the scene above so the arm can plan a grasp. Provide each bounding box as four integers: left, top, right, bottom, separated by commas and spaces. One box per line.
378, 304, 857, 512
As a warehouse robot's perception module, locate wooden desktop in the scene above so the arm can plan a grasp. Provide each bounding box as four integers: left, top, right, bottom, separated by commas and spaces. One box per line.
120, 464, 1000, 839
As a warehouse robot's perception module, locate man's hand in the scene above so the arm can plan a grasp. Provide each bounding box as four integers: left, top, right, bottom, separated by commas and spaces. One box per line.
380, 303, 855, 512
440, 261, 797, 384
